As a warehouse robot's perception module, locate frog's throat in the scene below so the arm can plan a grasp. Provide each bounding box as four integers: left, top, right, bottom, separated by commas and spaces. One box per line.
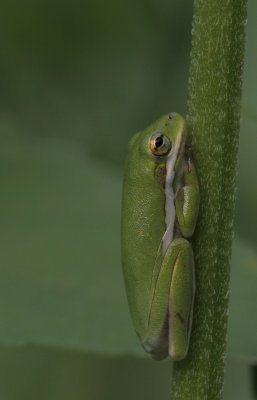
162, 128, 185, 257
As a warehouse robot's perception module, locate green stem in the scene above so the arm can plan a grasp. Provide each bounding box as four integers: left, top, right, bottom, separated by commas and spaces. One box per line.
171, 1, 247, 399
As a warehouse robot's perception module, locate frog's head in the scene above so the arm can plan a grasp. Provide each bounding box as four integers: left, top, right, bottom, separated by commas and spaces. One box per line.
126, 113, 187, 183
147, 112, 186, 166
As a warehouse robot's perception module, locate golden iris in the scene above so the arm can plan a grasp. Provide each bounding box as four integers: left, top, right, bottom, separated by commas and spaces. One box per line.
149, 133, 172, 156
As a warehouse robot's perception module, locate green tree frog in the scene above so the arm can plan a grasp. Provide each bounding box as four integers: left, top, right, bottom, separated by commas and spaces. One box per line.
121, 113, 200, 361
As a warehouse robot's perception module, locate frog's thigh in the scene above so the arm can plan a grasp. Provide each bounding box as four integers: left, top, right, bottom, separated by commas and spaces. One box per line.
144, 240, 179, 360
145, 238, 194, 360
168, 238, 195, 360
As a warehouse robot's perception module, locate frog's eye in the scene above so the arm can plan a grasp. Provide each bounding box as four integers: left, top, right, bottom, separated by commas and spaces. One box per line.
149, 133, 172, 156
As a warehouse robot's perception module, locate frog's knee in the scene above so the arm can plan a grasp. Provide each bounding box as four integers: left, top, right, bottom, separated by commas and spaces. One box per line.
170, 237, 191, 250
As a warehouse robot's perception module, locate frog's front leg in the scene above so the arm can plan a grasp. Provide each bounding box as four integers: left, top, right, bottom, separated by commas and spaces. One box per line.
175, 149, 200, 238
143, 238, 195, 361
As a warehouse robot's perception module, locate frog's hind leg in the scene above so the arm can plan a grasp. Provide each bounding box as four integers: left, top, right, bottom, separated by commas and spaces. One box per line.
143, 237, 194, 361
168, 238, 195, 360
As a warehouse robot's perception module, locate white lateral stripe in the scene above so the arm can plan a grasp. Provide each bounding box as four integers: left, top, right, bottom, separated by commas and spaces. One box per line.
162, 149, 177, 256
162, 130, 184, 256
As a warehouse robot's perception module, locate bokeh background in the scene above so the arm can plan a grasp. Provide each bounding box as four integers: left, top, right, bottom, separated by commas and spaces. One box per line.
0, 1, 256, 399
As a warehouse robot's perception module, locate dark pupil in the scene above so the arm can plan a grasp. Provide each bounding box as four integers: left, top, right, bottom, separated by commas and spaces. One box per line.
155, 136, 163, 148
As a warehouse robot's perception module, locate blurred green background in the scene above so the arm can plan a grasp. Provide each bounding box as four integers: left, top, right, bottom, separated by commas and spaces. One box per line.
0, 0, 256, 399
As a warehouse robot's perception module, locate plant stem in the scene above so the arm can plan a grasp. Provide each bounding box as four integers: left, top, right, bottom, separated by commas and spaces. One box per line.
171, 1, 248, 399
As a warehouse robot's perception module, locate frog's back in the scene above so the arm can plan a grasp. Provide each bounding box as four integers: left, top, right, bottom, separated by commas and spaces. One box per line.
121, 127, 166, 338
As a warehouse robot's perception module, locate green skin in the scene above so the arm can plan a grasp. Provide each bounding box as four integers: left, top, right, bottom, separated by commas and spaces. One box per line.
121, 113, 200, 361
